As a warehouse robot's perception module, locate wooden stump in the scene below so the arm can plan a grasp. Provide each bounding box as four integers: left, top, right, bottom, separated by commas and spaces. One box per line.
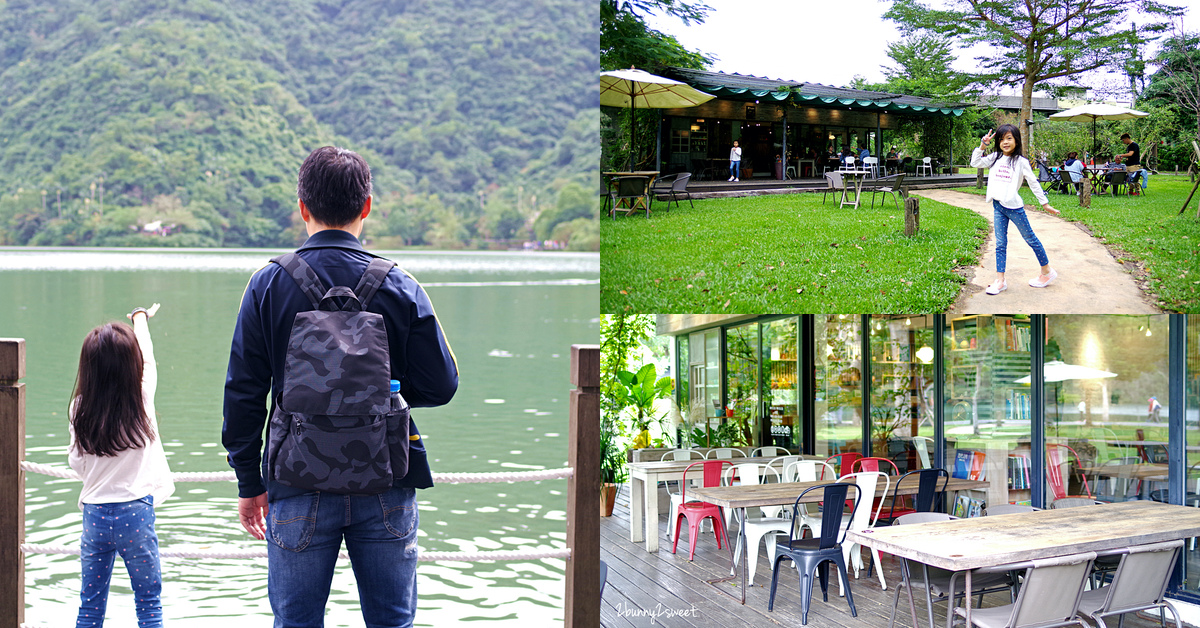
904, 197, 920, 237
1080, 178, 1091, 208
975, 169, 985, 190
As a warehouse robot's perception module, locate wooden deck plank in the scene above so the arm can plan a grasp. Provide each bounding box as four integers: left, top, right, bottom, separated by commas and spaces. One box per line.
601, 483, 1176, 628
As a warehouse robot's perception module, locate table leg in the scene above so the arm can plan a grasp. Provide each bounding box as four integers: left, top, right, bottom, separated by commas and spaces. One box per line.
703, 506, 747, 604
630, 476, 644, 544
964, 569, 973, 628
853, 177, 864, 208
643, 478, 659, 553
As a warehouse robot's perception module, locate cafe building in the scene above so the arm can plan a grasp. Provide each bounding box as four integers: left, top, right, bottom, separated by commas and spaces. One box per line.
654, 313, 1200, 599
653, 67, 969, 179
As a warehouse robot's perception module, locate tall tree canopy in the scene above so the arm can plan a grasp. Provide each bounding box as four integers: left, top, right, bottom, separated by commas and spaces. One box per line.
884, 0, 1183, 156
600, 0, 713, 71
880, 33, 974, 101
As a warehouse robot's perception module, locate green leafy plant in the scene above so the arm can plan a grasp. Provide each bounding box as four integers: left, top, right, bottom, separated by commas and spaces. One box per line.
600, 413, 627, 485
614, 363, 674, 449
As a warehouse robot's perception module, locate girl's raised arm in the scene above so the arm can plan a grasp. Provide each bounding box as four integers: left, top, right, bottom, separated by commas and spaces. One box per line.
129, 304, 160, 404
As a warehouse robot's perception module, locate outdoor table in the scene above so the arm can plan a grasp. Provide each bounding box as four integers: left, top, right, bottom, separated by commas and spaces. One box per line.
837, 169, 872, 208
846, 501, 1200, 628
687, 477, 989, 604
601, 171, 658, 216
626, 456, 781, 553
885, 158, 900, 176
1082, 462, 1168, 500
797, 159, 815, 178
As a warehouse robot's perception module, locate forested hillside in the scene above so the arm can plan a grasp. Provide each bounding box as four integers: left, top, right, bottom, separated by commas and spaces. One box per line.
0, 0, 599, 249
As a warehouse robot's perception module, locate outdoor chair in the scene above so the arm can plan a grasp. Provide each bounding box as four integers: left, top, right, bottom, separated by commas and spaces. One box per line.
912, 436, 933, 469
841, 155, 857, 171
1036, 160, 1060, 193
887, 513, 1019, 628
1093, 456, 1143, 503
751, 446, 791, 458
671, 460, 733, 560
1077, 540, 1184, 628
766, 455, 803, 480
706, 447, 747, 460
983, 504, 1041, 516
729, 465, 792, 586
768, 482, 861, 625
837, 471, 890, 593
877, 468, 950, 527
862, 156, 880, 178
1047, 443, 1093, 500
1051, 497, 1105, 509
599, 182, 613, 218
851, 456, 900, 475
821, 171, 846, 205
650, 172, 693, 211
870, 173, 906, 210
785, 460, 839, 539
609, 175, 651, 219
902, 156, 915, 175
661, 449, 706, 542
722, 462, 774, 529
825, 452, 863, 477
952, 551, 1096, 628
1105, 170, 1127, 197
917, 157, 933, 177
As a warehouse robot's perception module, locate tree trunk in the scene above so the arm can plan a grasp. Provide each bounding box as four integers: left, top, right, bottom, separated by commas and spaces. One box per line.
976, 168, 985, 190
1021, 74, 1036, 160
1080, 177, 1091, 208
904, 197, 920, 237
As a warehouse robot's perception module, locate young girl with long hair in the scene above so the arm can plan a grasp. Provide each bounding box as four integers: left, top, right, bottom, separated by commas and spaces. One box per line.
970, 124, 1060, 295
69, 304, 173, 628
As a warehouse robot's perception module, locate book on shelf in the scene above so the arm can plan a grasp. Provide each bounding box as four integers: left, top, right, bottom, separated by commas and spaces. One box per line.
953, 449, 986, 481
952, 494, 986, 518
1007, 454, 1032, 490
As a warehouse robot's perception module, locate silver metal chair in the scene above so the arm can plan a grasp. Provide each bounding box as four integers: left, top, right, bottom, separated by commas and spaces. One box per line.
953, 552, 1096, 628
1078, 540, 1184, 628
983, 503, 1041, 516
821, 171, 845, 205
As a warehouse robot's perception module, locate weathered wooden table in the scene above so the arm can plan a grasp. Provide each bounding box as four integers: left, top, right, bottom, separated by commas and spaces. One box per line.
846, 501, 1200, 628
688, 477, 989, 604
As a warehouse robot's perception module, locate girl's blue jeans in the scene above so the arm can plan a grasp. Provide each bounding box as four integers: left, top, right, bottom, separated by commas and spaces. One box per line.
993, 200, 1049, 273
729, 160, 740, 179
267, 486, 419, 628
77, 496, 162, 628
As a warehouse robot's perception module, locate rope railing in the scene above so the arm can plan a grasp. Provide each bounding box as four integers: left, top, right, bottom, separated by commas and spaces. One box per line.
20, 460, 573, 484
18, 460, 574, 563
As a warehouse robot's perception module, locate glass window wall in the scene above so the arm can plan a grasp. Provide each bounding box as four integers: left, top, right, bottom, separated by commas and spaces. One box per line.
764, 318, 800, 450
725, 323, 761, 447
816, 315, 864, 461
1184, 317, 1200, 592
870, 315, 936, 472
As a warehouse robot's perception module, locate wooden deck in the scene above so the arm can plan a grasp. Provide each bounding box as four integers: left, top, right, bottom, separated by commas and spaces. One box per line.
599, 483, 1176, 628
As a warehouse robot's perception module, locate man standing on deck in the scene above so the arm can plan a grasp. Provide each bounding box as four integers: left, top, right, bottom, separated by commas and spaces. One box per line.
222, 146, 458, 627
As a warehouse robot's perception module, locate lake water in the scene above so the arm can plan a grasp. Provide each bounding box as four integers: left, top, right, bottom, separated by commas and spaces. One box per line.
0, 247, 599, 626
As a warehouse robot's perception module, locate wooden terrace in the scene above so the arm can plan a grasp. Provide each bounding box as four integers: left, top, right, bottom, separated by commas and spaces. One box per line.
654, 173, 979, 202
599, 484, 1175, 628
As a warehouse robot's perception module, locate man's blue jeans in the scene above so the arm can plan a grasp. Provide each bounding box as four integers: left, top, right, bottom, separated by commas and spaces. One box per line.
267, 486, 419, 628
993, 200, 1049, 273
729, 160, 740, 179
77, 496, 162, 628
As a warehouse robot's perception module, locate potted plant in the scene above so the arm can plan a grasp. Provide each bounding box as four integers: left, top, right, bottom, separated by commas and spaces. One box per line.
600, 413, 626, 517
614, 363, 673, 450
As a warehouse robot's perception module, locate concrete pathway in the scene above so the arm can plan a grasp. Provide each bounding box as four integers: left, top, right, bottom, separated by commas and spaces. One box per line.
914, 189, 1159, 314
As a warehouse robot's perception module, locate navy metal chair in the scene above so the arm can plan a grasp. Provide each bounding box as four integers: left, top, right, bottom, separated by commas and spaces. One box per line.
877, 468, 950, 527
768, 482, 860, 625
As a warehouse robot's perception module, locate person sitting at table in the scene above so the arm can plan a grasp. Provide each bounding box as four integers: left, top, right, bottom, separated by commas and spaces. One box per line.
1062, 152, 1084, 194
886, 146, 898, 159
1115, 133, 1142, 195
858, 145, 870, 163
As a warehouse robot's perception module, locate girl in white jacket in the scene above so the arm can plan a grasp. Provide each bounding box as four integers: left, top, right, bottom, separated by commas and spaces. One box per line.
970, 124, 1060, 295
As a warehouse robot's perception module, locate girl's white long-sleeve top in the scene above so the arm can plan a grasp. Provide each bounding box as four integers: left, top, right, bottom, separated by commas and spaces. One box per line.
970, 148, 1050, 209
68, 315, 175, 509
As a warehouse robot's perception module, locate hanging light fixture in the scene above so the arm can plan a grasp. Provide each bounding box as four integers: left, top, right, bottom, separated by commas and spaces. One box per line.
916, 346, 935, 364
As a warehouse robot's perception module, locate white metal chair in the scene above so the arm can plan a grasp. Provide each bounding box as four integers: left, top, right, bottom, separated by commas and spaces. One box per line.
984, 504, 1041, 516
953, 552, 1096, 628
1077, 540, 1183, 628
729, 465, 793, 585
751, 446, 791, 459
786, 460, 838, 538
917, 157, 933, 177
912, 436, 933, 469
862, 156, 879, 178
841, 155, 857, 171
707, 448, 747, 460
837, 471, 890, 594
767, 455, 803, 481
661, 449, 705, 542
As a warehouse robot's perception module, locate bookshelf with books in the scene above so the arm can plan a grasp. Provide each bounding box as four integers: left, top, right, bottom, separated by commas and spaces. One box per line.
946, 315, 1038, 506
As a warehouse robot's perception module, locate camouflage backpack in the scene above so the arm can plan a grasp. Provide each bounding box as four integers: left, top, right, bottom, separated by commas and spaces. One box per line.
264, 252, 410, 494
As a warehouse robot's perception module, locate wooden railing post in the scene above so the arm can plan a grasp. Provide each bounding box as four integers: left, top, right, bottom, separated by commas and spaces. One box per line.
565, 344, 599, 628
0, 338, 26, 626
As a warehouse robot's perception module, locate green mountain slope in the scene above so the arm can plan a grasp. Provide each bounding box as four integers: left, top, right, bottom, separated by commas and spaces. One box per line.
0, 0, 598, 248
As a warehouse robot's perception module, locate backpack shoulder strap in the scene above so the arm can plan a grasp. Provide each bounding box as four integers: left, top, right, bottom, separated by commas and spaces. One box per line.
270, 253, 328, 308
353, 258, 396, 309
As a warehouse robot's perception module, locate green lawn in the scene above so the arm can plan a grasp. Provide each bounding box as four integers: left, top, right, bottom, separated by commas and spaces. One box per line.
601, 191, 989, 312
953, 175, 1200, 312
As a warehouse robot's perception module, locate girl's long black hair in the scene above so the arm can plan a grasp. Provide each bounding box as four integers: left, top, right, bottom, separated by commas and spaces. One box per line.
989, 123, 1024, 167
71, 323, 155, 456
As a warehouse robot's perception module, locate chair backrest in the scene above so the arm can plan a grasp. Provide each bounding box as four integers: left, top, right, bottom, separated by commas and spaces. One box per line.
785, 459, 837, 483
671, 173, 692, 191
751, 446, 790, 458
984, 503, 1041, 516
852, 457, 899, 475
724, 462, 769, 486
1051, 497, 1104, 509
1095, 540, 1182, 615
1109, 170, 1127, 185
841, 471, 889, 526
825, 171, 845, 189
826, 452, 863, 477
894, 512, 956, 526
922, 157, 932, 165
992, 552, 1095, 628
768, 455, 802, 479
707, 447, 746, 459
889, 468, 949, 519
911, 436, 932, 469
844, 155, 856, 168
615, 176, 649, 198
661, 449, 703, 462
1046, 443, 1092, 499
1037, 161, 1054, 181
679, 460, 733, 503
790, 482, 859, 550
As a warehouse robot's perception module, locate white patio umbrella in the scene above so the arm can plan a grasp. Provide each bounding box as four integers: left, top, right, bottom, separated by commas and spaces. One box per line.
600, 68, 715, 170
1048, 103, 1149, 158
1015, 361, 1118, 424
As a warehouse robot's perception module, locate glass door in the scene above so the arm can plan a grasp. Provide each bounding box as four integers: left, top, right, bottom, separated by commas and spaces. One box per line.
816, 315, 864, 460
869, 315, 936, 471
764, 318, 800, 450
725, 323, 761, 448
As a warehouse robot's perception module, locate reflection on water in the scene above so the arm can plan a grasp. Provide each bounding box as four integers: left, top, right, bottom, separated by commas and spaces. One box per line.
2, 248, 598, 626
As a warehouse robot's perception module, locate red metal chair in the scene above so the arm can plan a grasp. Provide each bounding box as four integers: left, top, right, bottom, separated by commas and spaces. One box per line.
672, 460, 733, 561
851, 457, 900, 475
825, 452, 863, 478
1046, 443, 1093, 500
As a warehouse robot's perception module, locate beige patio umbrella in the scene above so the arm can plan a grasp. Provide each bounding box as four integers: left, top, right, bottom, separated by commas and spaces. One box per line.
600, 68, 715, 170
1015, 361, 1118, 424
1048, 103, 1149, 158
